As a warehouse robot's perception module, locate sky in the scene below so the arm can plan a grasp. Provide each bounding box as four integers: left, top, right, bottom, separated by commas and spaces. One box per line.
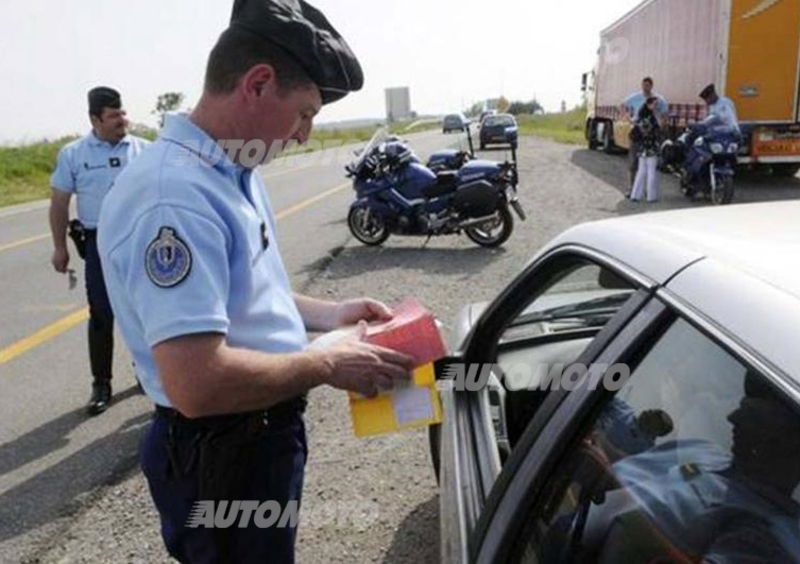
0, 0, 642, 144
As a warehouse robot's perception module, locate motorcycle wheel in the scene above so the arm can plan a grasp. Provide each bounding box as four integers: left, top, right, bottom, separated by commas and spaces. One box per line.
464, 205, 513, 247
348, 206, 390, 246
711, 175, 734, 205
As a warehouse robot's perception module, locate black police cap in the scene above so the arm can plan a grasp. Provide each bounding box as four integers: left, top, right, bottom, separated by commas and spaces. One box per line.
229, 0, 363, 105
88, 86, 122, 114
699, 84, 716, 100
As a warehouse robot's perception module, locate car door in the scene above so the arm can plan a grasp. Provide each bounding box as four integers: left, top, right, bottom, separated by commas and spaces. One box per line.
436, 246, 659, 562
473, 292, 800, 563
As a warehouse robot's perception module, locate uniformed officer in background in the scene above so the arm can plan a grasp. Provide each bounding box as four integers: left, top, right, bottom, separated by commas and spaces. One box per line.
49, 87, 150, 415
97, 1, 414, 561
698, 83, 740, 134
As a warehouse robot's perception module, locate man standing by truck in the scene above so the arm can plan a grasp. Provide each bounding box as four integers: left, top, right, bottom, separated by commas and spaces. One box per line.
621, 77, 668, 192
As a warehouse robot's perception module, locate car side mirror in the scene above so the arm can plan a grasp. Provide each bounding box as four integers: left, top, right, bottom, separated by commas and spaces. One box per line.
504, 126, 518, 146
581, 72, 588, 92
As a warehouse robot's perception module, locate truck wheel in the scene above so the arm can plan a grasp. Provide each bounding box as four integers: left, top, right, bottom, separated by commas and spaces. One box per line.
602, 123, 615, 154
772, 164, 800, 177
587, 121, 599, 150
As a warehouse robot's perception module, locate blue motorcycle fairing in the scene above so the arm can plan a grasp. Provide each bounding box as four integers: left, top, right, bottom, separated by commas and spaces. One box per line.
395, 162, 438, 200
457, 159, 501, 181
427, 149, 461, 169
714, 163, 736, 176
349, 196, 394, 219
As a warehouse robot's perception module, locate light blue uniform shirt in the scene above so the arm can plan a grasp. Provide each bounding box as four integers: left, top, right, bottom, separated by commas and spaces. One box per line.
590, 440, 800, 559
97, 113, 308, 407
703, 96, 740, 133
50, 132, 150, 228
624, 91, 669, 119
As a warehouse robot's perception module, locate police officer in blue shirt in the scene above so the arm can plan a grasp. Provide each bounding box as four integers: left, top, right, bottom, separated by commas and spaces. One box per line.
49, 87, 150, 415
97, 1, 414, 561
699, 83, 741, 134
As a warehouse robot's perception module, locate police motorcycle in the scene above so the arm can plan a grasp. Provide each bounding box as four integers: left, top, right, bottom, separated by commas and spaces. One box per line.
345, 128, 526, 247
425, 120, 514, 174
660, 120, 740, 205
426, 125, 476, 172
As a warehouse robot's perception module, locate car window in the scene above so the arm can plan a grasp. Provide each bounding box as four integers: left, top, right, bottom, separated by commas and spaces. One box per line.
511, 317, 800, 563
484, 116, 515, 127
495, 259, 636, 449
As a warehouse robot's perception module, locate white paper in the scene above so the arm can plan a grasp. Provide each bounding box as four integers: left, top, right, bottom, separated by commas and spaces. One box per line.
392, 385, 434, 426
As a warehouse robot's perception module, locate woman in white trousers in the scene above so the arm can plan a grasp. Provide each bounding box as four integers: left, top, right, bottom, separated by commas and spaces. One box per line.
630, 97, 661, 202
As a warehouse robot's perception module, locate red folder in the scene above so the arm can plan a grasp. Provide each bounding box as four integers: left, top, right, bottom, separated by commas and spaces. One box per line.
364, 297, 446, 367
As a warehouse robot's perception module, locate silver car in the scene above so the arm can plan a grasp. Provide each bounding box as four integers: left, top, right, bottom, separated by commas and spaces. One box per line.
432, 201, 800, 563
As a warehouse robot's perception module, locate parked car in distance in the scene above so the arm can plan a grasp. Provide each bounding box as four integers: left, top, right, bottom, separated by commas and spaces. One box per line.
480, 113, 518, 150
479, 109, 498, 125
443, 113, 469, 134
431, 201, 800, 563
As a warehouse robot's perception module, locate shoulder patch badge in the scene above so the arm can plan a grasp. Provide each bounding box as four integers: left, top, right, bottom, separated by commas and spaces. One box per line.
145, 227, 192, 288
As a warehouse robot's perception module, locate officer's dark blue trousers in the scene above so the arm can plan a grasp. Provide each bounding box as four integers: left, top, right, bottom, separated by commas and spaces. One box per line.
84, 232, 114, 380
141, 407, 307, 563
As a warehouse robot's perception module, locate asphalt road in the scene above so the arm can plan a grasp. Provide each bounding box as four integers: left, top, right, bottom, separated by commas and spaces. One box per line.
1, 130, 798, 562
0, 128, 471, 562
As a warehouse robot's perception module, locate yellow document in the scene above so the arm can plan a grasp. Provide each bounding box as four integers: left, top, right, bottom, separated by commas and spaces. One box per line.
349, 362, 443, 437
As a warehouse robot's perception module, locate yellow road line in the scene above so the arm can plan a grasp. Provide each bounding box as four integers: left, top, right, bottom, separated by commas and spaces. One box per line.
0, 173, 345, 254
275, 182, 350, 220
0, 233, 49, 253
263, 162, 315, 179
0, 180, 351, 364
0, 307, 88, 365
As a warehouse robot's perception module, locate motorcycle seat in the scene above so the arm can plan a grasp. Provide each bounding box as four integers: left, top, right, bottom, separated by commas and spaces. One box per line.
423, 171, 458, 198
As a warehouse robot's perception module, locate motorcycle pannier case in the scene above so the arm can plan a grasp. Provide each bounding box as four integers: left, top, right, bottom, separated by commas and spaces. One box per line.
453, 180, 501, 218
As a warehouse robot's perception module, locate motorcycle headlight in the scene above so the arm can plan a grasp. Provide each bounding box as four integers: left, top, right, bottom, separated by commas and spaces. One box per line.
710, 142, 724, 154
694, 137, 705, 147
728, 142, 739, 153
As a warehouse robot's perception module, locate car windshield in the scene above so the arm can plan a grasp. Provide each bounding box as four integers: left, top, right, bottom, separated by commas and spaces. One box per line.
509, 291, 634, 328
485, 115, 515, 127
351, 128, 390, 172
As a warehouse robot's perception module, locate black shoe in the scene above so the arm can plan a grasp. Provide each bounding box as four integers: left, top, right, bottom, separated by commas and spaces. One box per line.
87, 380, 112, 416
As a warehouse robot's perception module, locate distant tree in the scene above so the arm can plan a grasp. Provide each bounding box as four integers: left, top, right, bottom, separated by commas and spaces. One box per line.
507, 99, 544, 116
128, 122, 158, 141
497, 96, 510, 113
152, 92, 186, 127
464, 101, 484, 117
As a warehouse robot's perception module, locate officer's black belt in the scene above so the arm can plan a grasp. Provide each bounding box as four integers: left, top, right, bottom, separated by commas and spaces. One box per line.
155, 396, 306, 428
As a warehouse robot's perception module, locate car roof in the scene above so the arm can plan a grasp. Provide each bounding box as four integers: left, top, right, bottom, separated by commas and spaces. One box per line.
544, 201, 800, 379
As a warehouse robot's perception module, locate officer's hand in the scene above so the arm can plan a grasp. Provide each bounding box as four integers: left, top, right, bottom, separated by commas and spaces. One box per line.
52, 247, 70, 273
315, 323, 414, 397
333, 298, 394, 328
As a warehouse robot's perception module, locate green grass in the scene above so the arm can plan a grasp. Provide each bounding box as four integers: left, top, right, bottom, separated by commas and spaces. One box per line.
0, 137, 77, 207
516, 107, 587, 145
0, 120, 442, 208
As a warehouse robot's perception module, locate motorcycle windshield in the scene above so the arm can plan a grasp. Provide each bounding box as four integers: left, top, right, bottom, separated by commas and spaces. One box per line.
351, 128, 391, 173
